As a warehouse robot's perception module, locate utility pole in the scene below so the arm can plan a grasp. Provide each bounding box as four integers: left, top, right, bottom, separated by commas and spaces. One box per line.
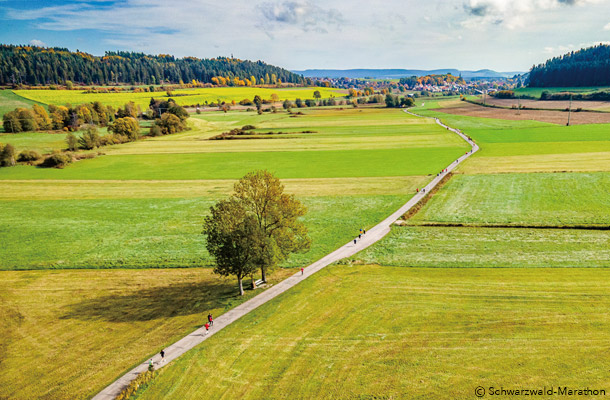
567, 93, 572, 126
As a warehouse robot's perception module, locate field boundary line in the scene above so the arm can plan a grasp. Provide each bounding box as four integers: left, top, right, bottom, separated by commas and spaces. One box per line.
90, 108, 478, 400
397, 222, 610, 231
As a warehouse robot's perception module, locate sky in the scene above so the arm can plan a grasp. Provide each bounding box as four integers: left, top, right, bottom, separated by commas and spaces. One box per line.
1, 0, 610, 72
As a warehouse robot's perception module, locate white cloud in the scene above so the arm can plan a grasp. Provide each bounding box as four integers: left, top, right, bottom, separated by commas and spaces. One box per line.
461, 0, 602, 30
3, 0, 610, 71
604, 22, 610, 30
28, 39, 46, 47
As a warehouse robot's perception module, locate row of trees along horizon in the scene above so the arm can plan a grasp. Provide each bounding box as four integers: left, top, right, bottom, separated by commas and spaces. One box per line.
4, 43, 610, 88
0, 44, 306, 86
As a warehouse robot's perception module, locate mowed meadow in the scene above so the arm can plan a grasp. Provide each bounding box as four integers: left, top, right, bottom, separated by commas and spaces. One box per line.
0, 107, 467, 270
130, 97, 610, 400
135, 265, 610, 399
356, 99, 610, 268
415, 99, 610, 173
0, 104, 469, 399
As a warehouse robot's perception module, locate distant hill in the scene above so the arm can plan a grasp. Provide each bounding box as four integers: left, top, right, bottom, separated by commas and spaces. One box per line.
292, 68, 523, 80
529, 44, 610, 87
0, 44, 304, 86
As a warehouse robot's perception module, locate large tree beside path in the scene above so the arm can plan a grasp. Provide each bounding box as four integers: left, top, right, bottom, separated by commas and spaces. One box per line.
203, 170, 311, 295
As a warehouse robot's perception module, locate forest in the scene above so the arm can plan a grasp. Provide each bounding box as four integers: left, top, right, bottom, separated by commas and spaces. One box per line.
0, 44, 305, 86
528, 44, 610, 87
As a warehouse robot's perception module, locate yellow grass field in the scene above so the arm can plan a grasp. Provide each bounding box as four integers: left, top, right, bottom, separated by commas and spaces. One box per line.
12, 87, 345, 108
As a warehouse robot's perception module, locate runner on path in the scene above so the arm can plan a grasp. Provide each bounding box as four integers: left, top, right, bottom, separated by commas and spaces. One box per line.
301, 267, 304, 275
208, 313, 214, 327
205, 322, 210, 334
160, 350, 165, 363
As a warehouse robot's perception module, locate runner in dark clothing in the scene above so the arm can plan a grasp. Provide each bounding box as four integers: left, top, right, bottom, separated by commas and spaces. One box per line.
354, 239, 357, 245
160, 350, 165, 363
208, 313, 213, 326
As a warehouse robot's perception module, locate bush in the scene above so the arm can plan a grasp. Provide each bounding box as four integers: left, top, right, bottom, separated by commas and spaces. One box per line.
149, 125, 162, 137
241, 125, 256, 130
168, 104, 189, 122
109, 117, 140, 141
41, 152, 72, 168
99, 133, 128, 146
65, 132, 78, 151
494, 90, 515, 99
17, 150, 42, 163
0, 143, 16, 167
155, 113, 184, 135
17, 108, 39, 131
3, 111, 22, 133
79, 125, 101, 150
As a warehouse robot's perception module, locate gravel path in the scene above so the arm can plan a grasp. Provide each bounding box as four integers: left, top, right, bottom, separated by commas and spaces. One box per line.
91, 109, 478, 400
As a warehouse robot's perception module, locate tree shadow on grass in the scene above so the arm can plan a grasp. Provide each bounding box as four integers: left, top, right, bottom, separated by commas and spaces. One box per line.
60, 281, 240, 322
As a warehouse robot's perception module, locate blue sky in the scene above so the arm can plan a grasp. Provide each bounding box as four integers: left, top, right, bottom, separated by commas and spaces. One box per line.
1, 0, 609, 71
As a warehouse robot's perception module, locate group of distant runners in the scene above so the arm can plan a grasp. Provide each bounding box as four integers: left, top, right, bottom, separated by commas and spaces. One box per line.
415, 168, 451, 194
151, 312, 215, 368
353, 228, 366, 245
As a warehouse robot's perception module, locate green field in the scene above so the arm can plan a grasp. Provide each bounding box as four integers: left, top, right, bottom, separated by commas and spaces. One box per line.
0, 194, 416, 270
414, 100, 610, 173
515, 86, 610, 98
409, 172, 610, 226
0, 107, 463, 271
0, 89, 46, 118
0, 147, 462, 180
0, 130, 92, 154
0, 108, 467, 180
0, 267, 294, 400
12, 87, 345, 109
134, 265, 610, 399
352, 226, 610, 267
7, 96, 610, 400
0, 105, 469, 398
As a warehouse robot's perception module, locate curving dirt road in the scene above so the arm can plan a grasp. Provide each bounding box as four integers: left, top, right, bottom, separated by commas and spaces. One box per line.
91, 109, 478, 400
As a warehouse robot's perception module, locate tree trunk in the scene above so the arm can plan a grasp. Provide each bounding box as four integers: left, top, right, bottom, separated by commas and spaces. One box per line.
238, 277, 244, 296
261, 267, 267, 283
